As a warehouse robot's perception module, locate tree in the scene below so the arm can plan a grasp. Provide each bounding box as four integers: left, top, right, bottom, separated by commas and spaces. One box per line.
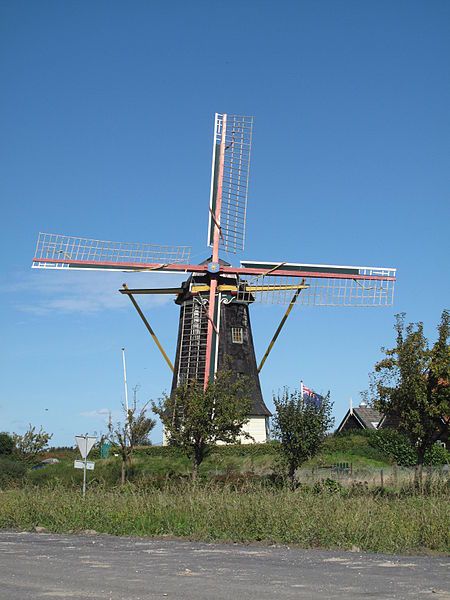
12, 424, 52, 463
272, 388, 334, 487
108, 400, 156, 484
152, 367, 253, 478
371, 310, 450, 485
0, 432, 14, 456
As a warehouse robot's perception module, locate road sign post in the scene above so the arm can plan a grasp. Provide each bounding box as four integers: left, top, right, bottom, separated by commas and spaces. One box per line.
74, 434, 96, 497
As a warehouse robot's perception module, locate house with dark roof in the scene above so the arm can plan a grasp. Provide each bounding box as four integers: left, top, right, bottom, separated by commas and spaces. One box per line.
336, 402, 382, 433
337, 403, 449, 450
378, 413, 449, 450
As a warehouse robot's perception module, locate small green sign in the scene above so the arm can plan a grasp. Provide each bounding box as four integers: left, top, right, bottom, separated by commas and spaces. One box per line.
100, 441, 111, 459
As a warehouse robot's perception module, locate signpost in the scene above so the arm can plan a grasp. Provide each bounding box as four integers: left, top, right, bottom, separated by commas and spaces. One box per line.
74, 434, 96, 497
74, 459, 95, 471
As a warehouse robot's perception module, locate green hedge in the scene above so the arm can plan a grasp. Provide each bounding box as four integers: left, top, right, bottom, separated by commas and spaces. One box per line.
322, 432, 386, 461
134, 442, 279, 459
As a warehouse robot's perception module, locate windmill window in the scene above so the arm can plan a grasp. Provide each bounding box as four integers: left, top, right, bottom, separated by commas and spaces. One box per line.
231, 327, 244, 344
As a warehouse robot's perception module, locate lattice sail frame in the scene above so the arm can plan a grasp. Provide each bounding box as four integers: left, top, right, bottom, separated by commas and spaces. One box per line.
32, 233, 191, 270
236, 262, 396, 307
207, 114, 253, 254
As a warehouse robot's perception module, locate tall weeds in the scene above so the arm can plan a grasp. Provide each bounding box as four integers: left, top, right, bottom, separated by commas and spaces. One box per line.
0, 482, 448, 554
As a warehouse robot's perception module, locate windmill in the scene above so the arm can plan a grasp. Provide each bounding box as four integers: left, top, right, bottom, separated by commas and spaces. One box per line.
32, 113, 396, 442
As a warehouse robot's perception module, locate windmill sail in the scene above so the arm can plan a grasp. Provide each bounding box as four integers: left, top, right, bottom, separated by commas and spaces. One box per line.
32, 232, 191, 271
207, 114, 254, 254
236, 261, 396, 307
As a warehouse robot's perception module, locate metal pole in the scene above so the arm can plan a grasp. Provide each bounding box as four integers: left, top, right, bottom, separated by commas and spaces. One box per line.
122, 348, 129, 414
82, 435, 87, 498
82, 460, 87, 498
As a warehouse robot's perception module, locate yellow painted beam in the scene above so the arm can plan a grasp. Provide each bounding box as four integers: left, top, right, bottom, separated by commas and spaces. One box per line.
243, 284, 308, 292
190, 284, 309, 294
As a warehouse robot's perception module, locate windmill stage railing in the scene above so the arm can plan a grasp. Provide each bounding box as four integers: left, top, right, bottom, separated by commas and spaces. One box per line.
32, 233, 191, 270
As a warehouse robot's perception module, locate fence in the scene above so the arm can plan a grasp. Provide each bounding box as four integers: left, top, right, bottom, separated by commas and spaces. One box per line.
296, 464, 449, 488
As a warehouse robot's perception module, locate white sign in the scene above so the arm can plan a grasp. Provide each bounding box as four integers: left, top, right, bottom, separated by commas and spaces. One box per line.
75, 435, 97, 459
74, 459, 95, 471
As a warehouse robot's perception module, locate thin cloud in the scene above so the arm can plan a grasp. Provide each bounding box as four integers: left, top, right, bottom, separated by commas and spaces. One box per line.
7, 270, 185, 315
79, 408, 122, 426
80, 408, 112, 418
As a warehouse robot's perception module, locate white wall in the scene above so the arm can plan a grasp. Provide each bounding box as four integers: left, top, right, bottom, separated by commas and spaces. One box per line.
162, 416, 269, 446
239, 416, 269, 444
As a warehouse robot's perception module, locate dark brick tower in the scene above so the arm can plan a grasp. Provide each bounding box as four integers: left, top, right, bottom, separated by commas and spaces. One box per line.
170, 264, 271, 424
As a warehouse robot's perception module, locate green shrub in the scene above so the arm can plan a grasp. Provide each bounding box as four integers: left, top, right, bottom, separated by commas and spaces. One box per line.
312, 478, 343, 494
368, 429, 416, 466
424, 444, 450, 466
348, 481, 370, 496
0, 432, 14, 456
0, 458, 27, 486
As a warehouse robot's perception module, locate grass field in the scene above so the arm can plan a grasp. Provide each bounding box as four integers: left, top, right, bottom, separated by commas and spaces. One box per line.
0, 484, 448, 554
1, 434, 448, 554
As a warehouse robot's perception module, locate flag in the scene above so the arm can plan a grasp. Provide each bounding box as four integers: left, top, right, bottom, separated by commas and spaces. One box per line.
300, 381, 324, 408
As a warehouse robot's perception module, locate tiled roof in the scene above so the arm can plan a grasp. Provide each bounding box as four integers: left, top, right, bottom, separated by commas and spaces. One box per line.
336, 404, 383, 432
353, 406, 382, 429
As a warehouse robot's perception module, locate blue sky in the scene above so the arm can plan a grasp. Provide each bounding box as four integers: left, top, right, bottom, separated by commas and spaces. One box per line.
1, 0, 449, 445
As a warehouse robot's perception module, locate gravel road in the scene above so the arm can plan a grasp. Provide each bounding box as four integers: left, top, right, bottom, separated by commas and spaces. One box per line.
0, 531, 448, 599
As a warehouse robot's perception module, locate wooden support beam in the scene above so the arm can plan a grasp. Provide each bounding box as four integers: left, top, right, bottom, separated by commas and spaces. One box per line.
121, 284, 174, 373
257, 284, 304, 373
120, 287, 183, 295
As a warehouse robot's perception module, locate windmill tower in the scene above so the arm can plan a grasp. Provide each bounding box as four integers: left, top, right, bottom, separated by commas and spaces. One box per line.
32, 113, 397, 443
